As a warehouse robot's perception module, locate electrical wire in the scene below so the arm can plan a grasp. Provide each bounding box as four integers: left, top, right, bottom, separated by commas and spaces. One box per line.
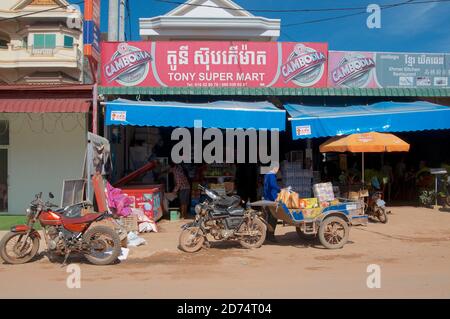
0, 113, 85, 135
283, 0, 415, 27
154, 0, 450, 14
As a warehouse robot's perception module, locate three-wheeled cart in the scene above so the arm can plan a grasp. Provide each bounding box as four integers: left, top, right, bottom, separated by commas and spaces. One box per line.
250, 198, 367, 249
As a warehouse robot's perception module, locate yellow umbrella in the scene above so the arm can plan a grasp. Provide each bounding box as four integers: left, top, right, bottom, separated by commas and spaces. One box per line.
320, 132, 410, 184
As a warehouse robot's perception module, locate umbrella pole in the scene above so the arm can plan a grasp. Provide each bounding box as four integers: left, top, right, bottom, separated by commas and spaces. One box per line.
362, 152, 365, 188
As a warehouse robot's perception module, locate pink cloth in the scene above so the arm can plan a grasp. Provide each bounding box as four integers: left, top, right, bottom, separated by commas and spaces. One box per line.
106, 182, 133, 217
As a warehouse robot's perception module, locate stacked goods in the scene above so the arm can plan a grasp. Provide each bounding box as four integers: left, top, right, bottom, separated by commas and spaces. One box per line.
313, 182, 335, 204
276, 189, 320, 210
205, 163, 235, 177
276, 188, 299, 209
281, 161, 313, 198
298, 197, 319, 209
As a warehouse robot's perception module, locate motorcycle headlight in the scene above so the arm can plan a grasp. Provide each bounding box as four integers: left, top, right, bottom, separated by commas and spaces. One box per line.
195, 204, 202, 215
26, 208, 34, 217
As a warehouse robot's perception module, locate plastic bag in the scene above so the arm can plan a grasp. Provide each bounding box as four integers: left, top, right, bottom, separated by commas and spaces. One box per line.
127, 231, 147, 247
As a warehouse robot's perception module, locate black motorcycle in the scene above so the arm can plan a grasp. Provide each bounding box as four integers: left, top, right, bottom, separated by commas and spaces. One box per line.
178, 185, 267, 252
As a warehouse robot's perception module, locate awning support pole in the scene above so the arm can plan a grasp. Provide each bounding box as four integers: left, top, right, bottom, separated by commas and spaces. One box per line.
362, 152, 365, 188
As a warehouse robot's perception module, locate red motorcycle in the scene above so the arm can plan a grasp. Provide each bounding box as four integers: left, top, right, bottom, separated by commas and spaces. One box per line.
0, 192, 122, 265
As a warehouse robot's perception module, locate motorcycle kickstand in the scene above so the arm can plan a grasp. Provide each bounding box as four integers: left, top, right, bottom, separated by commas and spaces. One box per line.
61, 250, 72, 267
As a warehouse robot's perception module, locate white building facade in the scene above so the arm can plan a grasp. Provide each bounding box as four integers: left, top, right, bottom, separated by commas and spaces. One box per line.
139, 0, 280, 42
0, 0, 84, 84
0, 1, 90, 214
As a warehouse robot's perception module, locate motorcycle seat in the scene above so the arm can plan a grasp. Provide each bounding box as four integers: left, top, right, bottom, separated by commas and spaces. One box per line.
228, 208, 244, 216
61, 212, 104, 225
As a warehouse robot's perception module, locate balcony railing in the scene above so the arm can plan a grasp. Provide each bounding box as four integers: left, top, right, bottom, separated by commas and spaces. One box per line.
29, 46, 56, 56
0, 44, 82, 64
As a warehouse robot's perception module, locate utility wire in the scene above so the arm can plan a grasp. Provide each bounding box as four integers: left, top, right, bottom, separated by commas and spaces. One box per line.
283, 0, 438, 27
0, 0, 85, 23
154, 0, 450, 13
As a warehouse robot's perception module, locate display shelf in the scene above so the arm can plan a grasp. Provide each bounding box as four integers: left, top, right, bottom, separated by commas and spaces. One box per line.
203, 176, 235, 179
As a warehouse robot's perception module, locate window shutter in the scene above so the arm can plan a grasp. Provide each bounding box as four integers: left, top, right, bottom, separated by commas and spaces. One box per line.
45, 34, 56, 49
64, 35, 73, 48
34, 34, 44, 48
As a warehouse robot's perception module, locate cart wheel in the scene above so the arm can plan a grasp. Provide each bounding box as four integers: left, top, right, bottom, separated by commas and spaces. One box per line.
295, 227, 316, 241
318, 216, 349, 249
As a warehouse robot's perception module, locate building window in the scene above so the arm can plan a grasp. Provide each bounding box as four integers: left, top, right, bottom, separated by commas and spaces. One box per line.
63, 35, 74, 48
0, 121, 8, 145
33, 34, 56, 49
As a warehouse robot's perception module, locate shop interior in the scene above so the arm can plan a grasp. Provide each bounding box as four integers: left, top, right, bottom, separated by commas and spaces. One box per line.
105, 95, 450, 217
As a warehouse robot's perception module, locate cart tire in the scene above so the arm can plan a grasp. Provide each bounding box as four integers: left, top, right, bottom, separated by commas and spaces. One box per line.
239, 217, 267, 249
376, 207, 388, 224
318, 216, 349, 249
179, 227, 204, 253
295, 227, 316, 241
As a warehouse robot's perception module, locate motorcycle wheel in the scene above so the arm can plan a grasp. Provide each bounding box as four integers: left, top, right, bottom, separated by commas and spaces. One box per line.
318, 216, 349, 249
0, 232, 40, 264
179, 227, 204, 253
376, 207, 388, 224
239, 217, 267, 249
83, 225, 121, 265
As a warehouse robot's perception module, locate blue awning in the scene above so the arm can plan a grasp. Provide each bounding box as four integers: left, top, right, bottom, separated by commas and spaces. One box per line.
285, 101, 450, 139
106, 99, 285, 131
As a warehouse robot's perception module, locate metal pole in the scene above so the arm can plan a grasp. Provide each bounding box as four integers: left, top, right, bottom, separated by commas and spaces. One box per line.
92, 83, 98, 134
119, 0, 126, 41
435, 175, 438, 207
108, 0, 119, 41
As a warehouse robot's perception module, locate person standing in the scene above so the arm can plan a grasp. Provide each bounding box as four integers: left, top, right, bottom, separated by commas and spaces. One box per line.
169, 162, 191, 219
394, 157, 406, 200
263, 165, 281, 242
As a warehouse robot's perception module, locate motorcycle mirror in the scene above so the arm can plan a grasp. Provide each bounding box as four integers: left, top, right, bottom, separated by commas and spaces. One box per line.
49, 192, 54, 199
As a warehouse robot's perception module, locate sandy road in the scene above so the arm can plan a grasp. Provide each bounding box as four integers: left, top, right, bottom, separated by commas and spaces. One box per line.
0, 206, 450, 298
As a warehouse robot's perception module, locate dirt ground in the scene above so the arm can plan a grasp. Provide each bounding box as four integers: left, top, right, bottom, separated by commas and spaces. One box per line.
1, 206, 450, 299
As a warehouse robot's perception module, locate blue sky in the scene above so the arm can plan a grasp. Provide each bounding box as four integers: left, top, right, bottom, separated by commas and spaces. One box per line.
74, 0, 450, 52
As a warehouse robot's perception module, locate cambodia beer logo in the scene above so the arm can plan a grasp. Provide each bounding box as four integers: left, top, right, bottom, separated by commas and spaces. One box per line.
331, 53, 375, 87
281, 44, 326, 87
104, 43, 152, 86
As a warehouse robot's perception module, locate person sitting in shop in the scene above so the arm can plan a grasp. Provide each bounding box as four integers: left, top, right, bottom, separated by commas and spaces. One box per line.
263, 164, 281, 243
168, 161, 191, 219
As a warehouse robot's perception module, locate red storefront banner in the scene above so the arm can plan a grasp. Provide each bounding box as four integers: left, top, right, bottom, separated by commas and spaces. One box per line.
101, 41, 328, 88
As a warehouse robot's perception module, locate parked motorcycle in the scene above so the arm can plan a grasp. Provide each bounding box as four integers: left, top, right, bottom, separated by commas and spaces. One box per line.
0, 192, 122, 265
365, 190, 388, 223
179, 185, 267, 252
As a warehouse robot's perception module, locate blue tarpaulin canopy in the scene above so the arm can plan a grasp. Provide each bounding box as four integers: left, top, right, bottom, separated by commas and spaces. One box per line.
285, 101, 450, 139
106, 99, 285, 130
